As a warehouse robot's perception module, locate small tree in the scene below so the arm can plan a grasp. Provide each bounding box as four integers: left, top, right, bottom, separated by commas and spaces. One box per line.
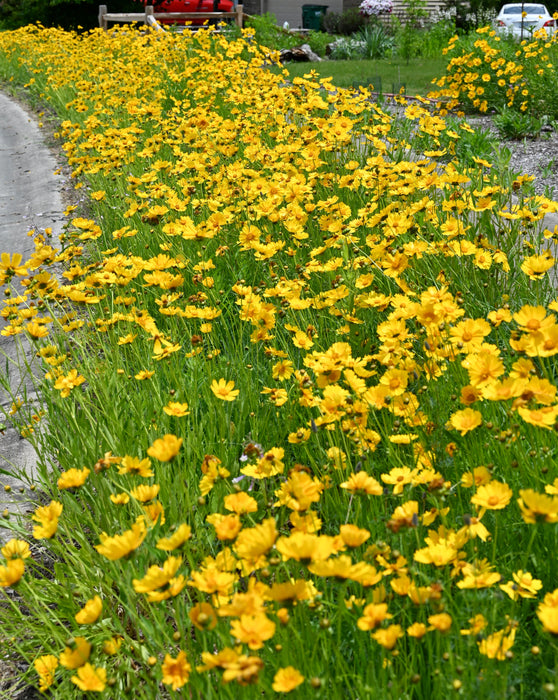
402, 0, 428, 26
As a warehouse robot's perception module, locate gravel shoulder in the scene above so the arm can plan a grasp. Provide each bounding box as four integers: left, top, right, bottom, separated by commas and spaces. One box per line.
465, 114, 558, 199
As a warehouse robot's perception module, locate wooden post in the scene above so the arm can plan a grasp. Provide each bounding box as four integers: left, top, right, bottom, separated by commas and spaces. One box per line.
99, 4, 108, 30
236, 4, 243, 28
145, 5, 166, 32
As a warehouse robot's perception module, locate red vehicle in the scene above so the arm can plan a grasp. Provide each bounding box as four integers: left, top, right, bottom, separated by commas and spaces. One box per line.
144, 0, 235, 25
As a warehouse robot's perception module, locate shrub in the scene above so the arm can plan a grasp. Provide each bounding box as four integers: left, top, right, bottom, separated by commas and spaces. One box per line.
305, 29, 335, 57
322, 7, 368, 35
359, 23, 394, 58
419, 18, 456, 57
244, 12, 300, 51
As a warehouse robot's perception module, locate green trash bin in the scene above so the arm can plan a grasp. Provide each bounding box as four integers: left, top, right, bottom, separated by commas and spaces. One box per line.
302, 4, 328, 30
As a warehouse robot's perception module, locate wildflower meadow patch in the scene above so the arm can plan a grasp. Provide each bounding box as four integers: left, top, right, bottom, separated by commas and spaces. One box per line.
1, 21, 558, 699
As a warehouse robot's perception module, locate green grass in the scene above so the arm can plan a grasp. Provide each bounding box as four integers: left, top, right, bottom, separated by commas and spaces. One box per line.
274, 57, 448, 96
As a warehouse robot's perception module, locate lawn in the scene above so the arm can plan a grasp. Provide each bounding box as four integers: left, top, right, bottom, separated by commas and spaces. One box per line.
275, 57, 449, 96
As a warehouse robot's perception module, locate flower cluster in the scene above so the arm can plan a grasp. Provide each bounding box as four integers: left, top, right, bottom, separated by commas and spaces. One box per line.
359, 0, 392, 16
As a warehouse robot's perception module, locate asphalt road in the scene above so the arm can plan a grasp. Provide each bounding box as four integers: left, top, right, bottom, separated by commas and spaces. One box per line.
0, 92, 66, 544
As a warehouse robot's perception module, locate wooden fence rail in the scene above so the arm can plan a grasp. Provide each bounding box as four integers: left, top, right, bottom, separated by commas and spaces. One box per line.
98, 4, 244, 30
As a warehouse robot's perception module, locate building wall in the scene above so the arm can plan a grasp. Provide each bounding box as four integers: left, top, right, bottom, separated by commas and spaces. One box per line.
241, 0, 448, 27
250, 0, 344, 28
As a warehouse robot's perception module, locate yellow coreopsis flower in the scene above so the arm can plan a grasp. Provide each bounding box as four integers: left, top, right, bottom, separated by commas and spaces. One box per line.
133, 556, 183, 593
407, 622, 428, 639
414, 542, 458, 567
290, 511, 322, 534
32, 500, 62, 539
521, 252, 555, 280
207, 513, 242, 541
381, 466, 417, 495
460, 614, 487, 636
267, 579, 317, 604
273, 470, 323, 511
272, 359, 294, 381
53, 369, 85, 398
59, 637, 92, 669
448, 407, 483, 436
162, 650, 191, 690
230, 613, 276, 650
188, 568, 237, 596
34, 655, 58, 693
95, 520, 147, 560
57, 467, 90, 489
71, 663, 107, 692
428, 612, 452, 633
357, 602, 392, 631
147, 434, 182, 461
110, 492, 130, 505
518, 489, 558, 523
371, 624, 404, 649
340, 471, 383, 495
0, 252, 27, 278
163, 400, 190, 416
471, 480, 513, 512
272, 666, 305, 693
478, 627, 516, 660
102, 636, 123, 655
131, 484, 160, 502
234, 517, 278, 564
538, 603, 558, 634
156, 523, 192, 551
516, 405, 558, 429
26, 321, 49, 339
75, 595, 102, 624
1, 539, 31, 560
339, 524, 371, 548
0, 558, 25, 587
210, 378, 239, 401
223, 491, 258, 515
118, 455, 153, 477
457, 560, 501, 589
309, 556, 382, 586
500, 570, 543, 600
461, 465, 492, 488
276, 532, 337, 563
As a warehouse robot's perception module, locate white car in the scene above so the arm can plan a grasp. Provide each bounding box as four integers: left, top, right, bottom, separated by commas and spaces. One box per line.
495, 3, 556, 38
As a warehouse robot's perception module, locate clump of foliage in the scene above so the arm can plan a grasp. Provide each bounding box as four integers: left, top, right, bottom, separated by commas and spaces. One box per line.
242, 12, 333, 57
493, 107, 543, 139
322, 7, 368, 35
328, 23, 394, 59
